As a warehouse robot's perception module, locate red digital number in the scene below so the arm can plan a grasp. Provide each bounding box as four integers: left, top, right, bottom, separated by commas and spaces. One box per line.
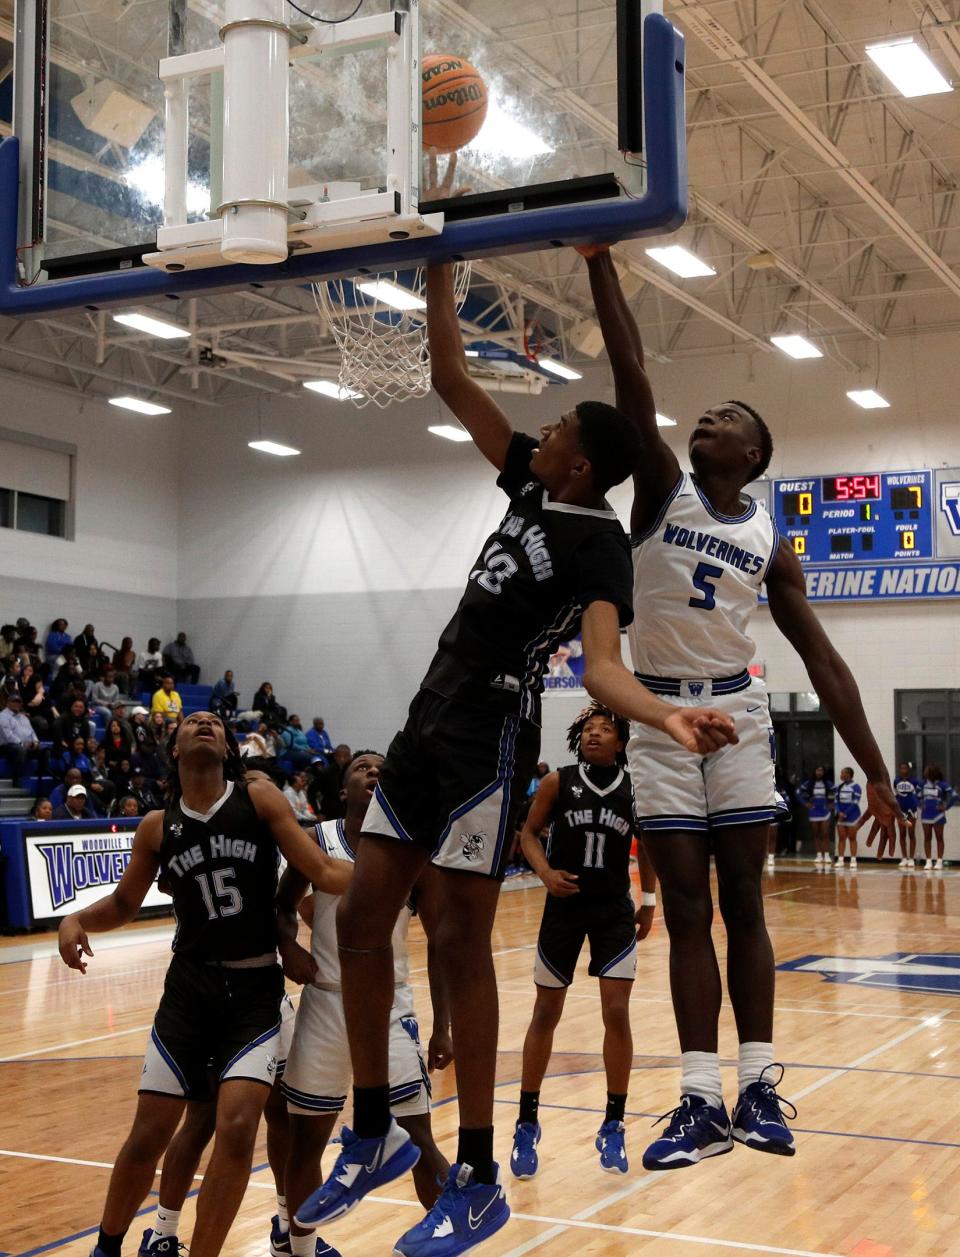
834, 477, 851, 500
866, 475, 881, 498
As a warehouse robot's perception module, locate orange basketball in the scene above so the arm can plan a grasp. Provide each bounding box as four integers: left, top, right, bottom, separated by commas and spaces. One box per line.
421, 54, 488, 155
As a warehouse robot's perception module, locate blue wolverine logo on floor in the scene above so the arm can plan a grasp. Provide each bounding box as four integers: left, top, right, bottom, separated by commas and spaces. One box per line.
779, 952, 960, 996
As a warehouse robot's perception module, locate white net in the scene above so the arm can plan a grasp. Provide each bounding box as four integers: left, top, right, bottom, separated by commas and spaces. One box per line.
312, 264, 472, 409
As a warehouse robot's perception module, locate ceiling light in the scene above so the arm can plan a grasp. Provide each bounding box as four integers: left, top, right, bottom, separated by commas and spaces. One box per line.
108, 396, 171, 416
656, 413, 677, 427
464, 97, 554, 162
355, 279, 426, 312
771, 334, 823, 360
429, 424, 472, 443
113, 312, 191, 339
537, 357, 582, 381
303, 380, 363, 401
645, 245, 716, 278
248, 439, 301, 456
847, 389, 890, 409
866, 38, 952, 99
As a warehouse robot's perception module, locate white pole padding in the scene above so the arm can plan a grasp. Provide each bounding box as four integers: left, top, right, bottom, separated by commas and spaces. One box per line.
219, 0, 290, 263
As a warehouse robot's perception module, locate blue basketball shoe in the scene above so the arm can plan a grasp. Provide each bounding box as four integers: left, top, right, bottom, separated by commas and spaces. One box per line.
270, 1215, 292, 1257
731, 1065, 797, 1156
393, 1163, 510, 1256
642, 1094, 733, 1170
596, 1120, 628, 1173
509, 1121, 541, 1179
137, 1232, 182, 1256
295, 1118, 421, 1226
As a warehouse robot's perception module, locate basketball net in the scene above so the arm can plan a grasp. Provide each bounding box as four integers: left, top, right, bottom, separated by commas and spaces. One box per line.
312, 263, 472, 409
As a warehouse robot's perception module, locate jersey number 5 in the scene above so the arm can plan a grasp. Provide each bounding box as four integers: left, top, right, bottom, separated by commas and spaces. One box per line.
689, 561, 724, 611
197, 868, 243, 920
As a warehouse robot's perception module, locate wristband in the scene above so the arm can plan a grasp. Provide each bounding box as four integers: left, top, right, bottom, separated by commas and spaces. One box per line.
640, 892, 657, 908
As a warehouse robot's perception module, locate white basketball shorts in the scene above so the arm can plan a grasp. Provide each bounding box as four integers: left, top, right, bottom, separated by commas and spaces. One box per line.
628, 680, 777, 833
281, 984, 430, 1118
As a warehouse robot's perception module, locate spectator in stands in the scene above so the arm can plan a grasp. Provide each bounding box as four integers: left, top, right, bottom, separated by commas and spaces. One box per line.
88, 748, 117, 813
109, 755, 136, 797
53, 783, 98, 820
102, 718, 133, 769
0, 693, 46, 787
307, 716, 335, 764
278, 714, 314, 768
150, 673, 183, 720
90, 667, 122, 722
117, 795, 141, 819
238, 723, 278, 779
56, 697, 91, 751
127, 765, 161, 814
58, 734, 93, 781
24, 626, 44, 671
0, 625, 16, 664
163, 631, 200, 685
73, 624, 99, 662
252, 680, 287, 729
45, 619, 72, 672
527, 761, 551, 796
130, 705, 157, 759
210, 669, 238, 719
283, 771, 316, 824
50, 768, 86, 812
138, 637, 164, 692
32, 798, 53, 821
111, 637, 138, 696
17, 663, 58, 738
309, 743, 353, 819
51, 649, 86, 708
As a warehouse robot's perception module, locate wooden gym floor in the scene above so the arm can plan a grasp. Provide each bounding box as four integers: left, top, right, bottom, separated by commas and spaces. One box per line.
2, 861, 959, 1257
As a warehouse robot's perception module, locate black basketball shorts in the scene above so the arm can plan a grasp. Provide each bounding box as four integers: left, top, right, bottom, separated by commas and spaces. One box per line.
140, 954, 285, 1101
362, 688, 540, 880
534, 893, 637, 988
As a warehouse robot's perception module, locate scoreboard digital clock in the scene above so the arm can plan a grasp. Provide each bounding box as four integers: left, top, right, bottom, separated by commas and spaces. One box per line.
772, 471, 932, 564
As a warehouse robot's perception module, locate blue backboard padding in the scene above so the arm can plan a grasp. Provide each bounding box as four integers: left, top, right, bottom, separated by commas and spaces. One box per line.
0, 14, 686, 317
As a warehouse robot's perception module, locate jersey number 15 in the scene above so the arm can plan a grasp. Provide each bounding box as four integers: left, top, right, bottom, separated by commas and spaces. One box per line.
197, 868, 243, 920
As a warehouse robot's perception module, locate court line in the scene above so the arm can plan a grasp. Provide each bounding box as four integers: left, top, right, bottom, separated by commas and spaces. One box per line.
791, 1016, 939, 1102
500, 1172, 662, 1257
0, 1024, 152, 1062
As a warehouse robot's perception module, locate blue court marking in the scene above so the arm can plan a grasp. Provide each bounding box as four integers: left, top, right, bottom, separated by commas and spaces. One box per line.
12, 1160, 270, 1257
778, 951, 960, 996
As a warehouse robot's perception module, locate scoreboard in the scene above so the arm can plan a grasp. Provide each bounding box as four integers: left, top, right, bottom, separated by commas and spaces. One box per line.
774, 470, 932, 563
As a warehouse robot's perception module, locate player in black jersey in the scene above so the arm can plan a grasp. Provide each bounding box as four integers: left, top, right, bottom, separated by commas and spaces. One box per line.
58, 712, 350, 1257
509, 703, 656, 1181
296, 262, 736, 1257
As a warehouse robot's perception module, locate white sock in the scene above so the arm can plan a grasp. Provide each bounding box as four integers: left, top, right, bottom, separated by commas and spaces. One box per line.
276, 1194, 290, 1232
290, 1230, 317, 1256
152, 1205, 181, 1240
738, 1041, 774, 1092
679, 1051, 722, 1109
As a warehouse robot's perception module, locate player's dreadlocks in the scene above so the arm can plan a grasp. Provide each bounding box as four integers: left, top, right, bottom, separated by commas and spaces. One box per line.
164, 715, 246, 802
566, 701, 629, 765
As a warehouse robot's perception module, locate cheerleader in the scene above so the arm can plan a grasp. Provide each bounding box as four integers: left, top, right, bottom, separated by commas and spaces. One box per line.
798, 765, 835, 868
920, 765, 955, 870
834, 768, 862, 869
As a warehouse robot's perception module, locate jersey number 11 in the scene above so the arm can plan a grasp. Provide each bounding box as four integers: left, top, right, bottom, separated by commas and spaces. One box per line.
583, 831, 606, 869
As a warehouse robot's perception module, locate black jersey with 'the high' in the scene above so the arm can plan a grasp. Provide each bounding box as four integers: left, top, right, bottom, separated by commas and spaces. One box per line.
159, 779, 279, 962
420, 433, 634, 726
546, 763, 635, 898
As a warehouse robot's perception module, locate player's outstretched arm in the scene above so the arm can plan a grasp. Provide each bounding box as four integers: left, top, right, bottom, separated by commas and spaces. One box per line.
250, 779, 352, 896
58, 811, 163, 973
519, 773, 578, 896
580, 601, 737, 755
578, 246, 680, 530
426, 263, 513, 470
277, 865, 318, 985
766, 540, 897, 825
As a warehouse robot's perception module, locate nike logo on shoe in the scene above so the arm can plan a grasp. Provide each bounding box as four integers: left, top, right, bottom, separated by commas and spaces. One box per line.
468, 1192, 502, 1231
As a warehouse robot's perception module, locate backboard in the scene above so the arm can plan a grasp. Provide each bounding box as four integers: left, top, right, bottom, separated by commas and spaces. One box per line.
0, 0, 686, 315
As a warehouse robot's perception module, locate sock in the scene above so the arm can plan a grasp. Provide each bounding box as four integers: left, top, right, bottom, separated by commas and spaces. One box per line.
275, 1194, 289, 1232
679, 1051, 723, 1110
290, 1231, 317, 1256
96, 1230, 126, 1257
738, 1041, 774, 1092
152, 1205, 181, 1240
457, 1126, 495, 1184
352, 1084, 391, 1138
518, 1090, 540, 1126
605, 1092, 627, 1125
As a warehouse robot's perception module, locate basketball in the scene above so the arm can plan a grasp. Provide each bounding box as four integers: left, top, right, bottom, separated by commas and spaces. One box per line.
421, 53, 488, 155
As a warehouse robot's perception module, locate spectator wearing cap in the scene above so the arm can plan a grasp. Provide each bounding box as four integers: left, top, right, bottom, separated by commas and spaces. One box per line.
138, 638, 164, 693
127, 766, 161, 814
50, 767, 102, 815
90, 668, 122, 723
164, 632, 200, 686
150, 674, 183, 720
53, 783, 99, 820
0, 693, 46, 787
307, 717, 335, 765
210, 670, 238, 719
45, 619, 72, 673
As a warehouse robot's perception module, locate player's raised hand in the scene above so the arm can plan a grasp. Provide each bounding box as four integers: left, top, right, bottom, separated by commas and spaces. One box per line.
867, 780, 898, 829
428, 1025, 454, 1072
543, 868, 579, 898
58, 915, 93, 973
575, 243, 611, 259
663, 708, 738, 755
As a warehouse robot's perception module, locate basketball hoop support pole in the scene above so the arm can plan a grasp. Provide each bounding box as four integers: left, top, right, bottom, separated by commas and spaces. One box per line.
0, 12, 686, 315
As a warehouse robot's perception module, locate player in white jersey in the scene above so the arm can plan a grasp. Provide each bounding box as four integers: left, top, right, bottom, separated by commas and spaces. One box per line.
280, 751, 450, 1257
580, 243, 898, 1170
